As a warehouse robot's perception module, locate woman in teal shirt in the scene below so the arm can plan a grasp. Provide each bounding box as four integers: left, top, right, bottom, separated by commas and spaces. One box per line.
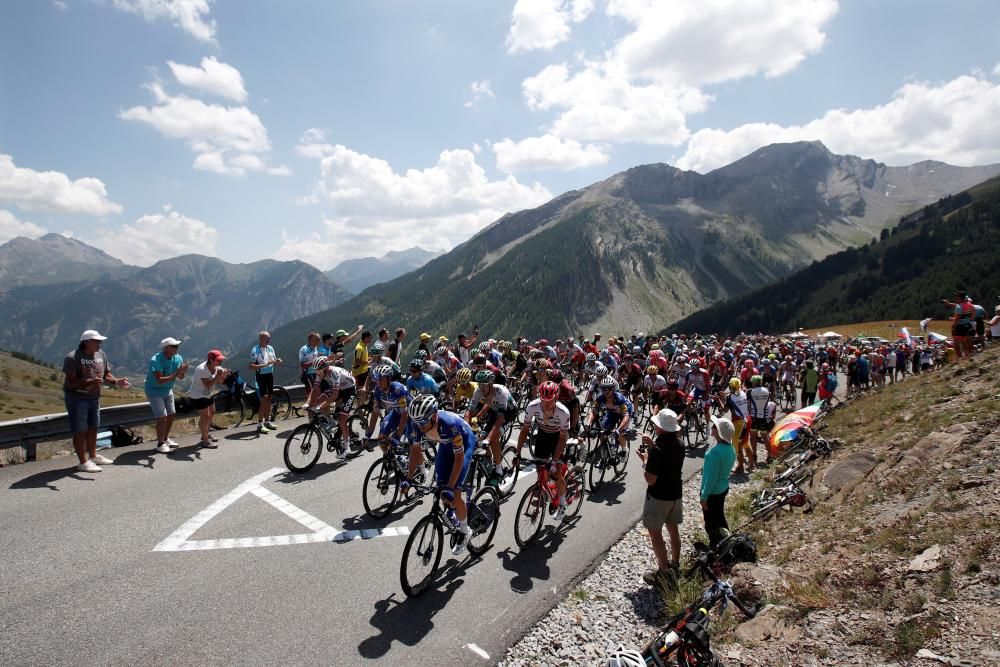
701, 416, 737, 546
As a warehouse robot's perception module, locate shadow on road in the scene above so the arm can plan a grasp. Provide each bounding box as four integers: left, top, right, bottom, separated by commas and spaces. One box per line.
223, 429, 262, 441
112, 447, 158, 469
684, 446, 708, 460
357, 577, 465, 659
586, 478, 626, 507
496, 516, 579, 594
8, 466, 95, 491
274, 459, 349, 484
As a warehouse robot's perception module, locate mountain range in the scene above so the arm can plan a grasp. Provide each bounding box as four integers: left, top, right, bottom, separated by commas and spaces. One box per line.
267, 141, 1000, 360
666, 175, 1000, 335
327, 247, 441, 294
0, 236, 352, 373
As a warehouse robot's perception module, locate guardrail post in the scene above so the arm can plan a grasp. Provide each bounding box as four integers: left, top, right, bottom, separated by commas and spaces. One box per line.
24, 442, 36, 462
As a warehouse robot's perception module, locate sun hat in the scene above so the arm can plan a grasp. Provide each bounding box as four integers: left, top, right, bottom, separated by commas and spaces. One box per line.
80, 329, 107, 342
650, 409, 681, 433
710, 415, 736, 444
160, 337, 182, 347
420, 332, 431, 341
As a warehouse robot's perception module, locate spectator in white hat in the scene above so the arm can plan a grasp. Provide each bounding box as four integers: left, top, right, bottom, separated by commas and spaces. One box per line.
63, 330, 132, 472
701, 415, 737, 547
144, 337, 189, 453
637, 408, 685, 587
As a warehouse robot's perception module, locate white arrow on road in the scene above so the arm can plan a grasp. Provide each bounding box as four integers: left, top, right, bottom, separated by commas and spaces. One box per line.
153, 467, 409, 552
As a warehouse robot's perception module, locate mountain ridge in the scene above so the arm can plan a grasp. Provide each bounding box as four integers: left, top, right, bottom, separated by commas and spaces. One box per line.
326, 246, 442, 294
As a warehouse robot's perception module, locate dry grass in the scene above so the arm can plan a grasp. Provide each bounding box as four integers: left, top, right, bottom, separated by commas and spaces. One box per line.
799, 319, 951, 340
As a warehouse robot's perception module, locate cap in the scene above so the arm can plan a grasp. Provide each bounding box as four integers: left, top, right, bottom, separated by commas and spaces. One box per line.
335, 329, 348, 337
439, 336, 449, 343
457, 333, 466, 339
80, 329, 107, 342
420, 332, 431, 341
208, 349, 225, 362
161, 337, 182, 347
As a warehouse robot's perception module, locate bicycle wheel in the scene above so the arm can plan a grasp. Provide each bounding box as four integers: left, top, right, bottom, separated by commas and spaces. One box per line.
612, 440, 630, 476
564, 466, 585, 520
588, 444, 609, 492
467, 486, 501, 556
345, 414, 367, 457
209, 391, 235, 429
514, 483, 546, 548
400, 514, 443, 597
499, 417, 514, 446
683, 417, 698, 448
498, 445, 521, 497
283, 424, 323, 473
362, 457, 399, 519
267, 386, 290, 422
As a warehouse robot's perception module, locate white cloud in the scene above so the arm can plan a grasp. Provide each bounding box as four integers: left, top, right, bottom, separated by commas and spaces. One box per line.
464, 79, 495, 108
120, 81, 287, 176
512, 0, 836, 148
93, 206, 219, 266
0, 154, 123, 215
279, 145, 552, 268
0, 210, 46, 244
295, 128, 337, 159
994, 62, 1000, 77
493, 134, 609, 172
677, 74, 1000, 172
111, 0, 216, 44
53, 1, 68, 11
167, 56, 247, 102
507, 0, 593, 53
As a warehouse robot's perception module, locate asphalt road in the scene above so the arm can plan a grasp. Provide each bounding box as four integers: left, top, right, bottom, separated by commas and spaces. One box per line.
0, 418, 709, 665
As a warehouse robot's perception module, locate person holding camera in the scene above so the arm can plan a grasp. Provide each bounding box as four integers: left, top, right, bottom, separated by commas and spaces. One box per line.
189, 349, 231, 448
638, 408, 685, 586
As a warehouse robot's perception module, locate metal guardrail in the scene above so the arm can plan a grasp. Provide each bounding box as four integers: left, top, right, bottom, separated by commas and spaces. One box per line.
0, 385, 309, 452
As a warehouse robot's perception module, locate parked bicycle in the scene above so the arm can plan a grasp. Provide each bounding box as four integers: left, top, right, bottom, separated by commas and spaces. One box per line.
210, 370, 291, 429
282, 407, 365, 473
749, 479, 813, 523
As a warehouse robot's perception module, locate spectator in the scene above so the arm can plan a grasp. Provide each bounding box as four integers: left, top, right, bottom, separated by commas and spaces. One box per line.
249, 331, 282, 434
799, 359, 819, 407
989, 306, 1000, 344
189, 349, 230, 448
418, 332, 431, 352
724, 378, 752, 475
332, 325, 364, 360
638, 408, 684, 586
144, 337, 189, 453
701, 416, 736, 547
388, 328, 406, 364
972, 299, 986, 347
63, 330, 131, 472
377, 327, 390, 348
945, 290, 975, 358
353, 330, 372, 404
298, 332, 321, 396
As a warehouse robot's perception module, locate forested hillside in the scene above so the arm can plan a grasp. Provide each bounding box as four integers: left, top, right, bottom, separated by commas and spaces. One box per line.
667, 177, 1000, 335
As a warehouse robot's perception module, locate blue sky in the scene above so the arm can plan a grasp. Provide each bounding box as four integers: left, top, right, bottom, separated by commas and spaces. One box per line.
2, 0, 999, 269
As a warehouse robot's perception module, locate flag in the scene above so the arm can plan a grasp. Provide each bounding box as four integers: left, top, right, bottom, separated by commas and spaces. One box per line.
897, 327, 912, 346
919, 318, 932, 335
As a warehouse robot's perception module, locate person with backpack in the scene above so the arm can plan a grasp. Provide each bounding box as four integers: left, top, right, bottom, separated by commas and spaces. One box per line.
799, 359, 819, 407
818, 363, 838, 403
63, 330, 132, 472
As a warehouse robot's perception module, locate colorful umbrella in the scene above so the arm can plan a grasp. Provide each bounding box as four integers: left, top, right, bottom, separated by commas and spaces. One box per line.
768, 402, 823, 456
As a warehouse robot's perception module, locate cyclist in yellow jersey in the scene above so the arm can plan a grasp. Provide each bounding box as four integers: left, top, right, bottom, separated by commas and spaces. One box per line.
453, 368, 478, 409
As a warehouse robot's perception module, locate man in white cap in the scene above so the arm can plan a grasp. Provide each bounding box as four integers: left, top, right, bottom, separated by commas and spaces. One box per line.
63, 330, 131, 472
145, 337, 189, 453
638, 408, 685, 586
701, 415, 737, 546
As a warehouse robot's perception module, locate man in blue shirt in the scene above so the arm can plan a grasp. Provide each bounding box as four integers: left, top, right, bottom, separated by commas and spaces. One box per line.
250, 331, 283, 433
145, 336, 189, 453
405, 359, 441, 397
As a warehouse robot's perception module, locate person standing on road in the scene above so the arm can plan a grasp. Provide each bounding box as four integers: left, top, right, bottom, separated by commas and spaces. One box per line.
63, 330, 131, 472
145, 337, 189, 454
701, 416, 736, 547
638, 408, 685, 586
189, 349, 230, 448
250, 331, 282, 434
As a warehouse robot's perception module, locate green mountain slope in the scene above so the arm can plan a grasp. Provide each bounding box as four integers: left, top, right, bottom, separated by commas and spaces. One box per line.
666, 176, 1000, 335
268, 142, 1000, 360
0, 233, 137, 287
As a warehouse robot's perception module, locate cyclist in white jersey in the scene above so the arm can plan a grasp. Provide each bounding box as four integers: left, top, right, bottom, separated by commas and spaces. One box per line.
517, 381, 570, 521
465, 370, 515, 484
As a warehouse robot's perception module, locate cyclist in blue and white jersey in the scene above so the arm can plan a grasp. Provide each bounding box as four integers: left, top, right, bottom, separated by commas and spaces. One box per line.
406, 358, 442, 397
408, 395, 476, 555
583, 362, 617, 408
368, 363, 411, 445
587, 376, 634, 461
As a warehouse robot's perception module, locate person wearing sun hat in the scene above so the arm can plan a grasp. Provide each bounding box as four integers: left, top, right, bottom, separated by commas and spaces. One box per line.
701, 415, 737, 547
145, 336, 189, 453
63, 329, 131, 473
638, 408, 685, 586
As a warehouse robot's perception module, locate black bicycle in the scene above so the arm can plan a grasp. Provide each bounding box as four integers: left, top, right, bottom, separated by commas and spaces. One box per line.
210, 370, 291, 429
584, 425, 632, 491
282, 408, 366, 473
681, 400, 709, 449
399, 483, 501, 597
361, 437, 435, 519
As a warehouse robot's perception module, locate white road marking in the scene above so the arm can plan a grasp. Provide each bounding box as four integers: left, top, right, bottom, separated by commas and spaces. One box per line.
464, 643, 490, 660
153, 467, 408, 552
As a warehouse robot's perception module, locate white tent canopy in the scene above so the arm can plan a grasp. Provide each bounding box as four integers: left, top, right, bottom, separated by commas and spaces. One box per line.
786, 332, 810, 339
820, 331, 843, 339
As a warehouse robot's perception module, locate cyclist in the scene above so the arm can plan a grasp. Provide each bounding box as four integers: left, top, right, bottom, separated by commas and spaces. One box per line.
778, 356, 796, 401
684, 358, 712, 432
582, 362, 616, 409
619, 354, 644, 404
660, 378, 688, 422
747, 375, 771, 466
308, 356, 357, 459
407, 395, 475, 556
465, 370, 515, 485
516, 380, 570, 521
368, 342, 401, 382
405, 358, 441, 397
453, 367, 478, 412
367, 363, 411, 451
760, 356, 778, 395
643, 364, 667, 412
548, 368, 580, 434
471, 353, 507, 386
588, 375, 634, 461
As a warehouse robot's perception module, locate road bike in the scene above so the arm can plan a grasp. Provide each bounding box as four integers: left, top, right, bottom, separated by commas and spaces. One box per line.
749, 479, 813, 523
513, 458, 585, 548
681, 401, 709, 449
465, 440, 520, 497
282, 407, 366, 473
584, 424, 633, 491
399, 483, 501, 596
210, 371, 291, 429
361, 437, 435, 519
774, 425, 830, 464
779, 380, 797, 412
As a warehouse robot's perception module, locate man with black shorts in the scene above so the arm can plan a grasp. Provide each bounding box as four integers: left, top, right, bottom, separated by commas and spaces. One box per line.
308, 356, 357, 459
517, 381, 569, 521
639, 408, 684, 586
250, 331, 282, 433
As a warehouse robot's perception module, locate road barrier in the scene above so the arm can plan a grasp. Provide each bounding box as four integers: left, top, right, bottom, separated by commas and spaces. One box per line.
0, 385, 308, 459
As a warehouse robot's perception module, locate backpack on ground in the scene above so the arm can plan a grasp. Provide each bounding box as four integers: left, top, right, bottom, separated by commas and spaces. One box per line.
110, 425, 143, 447
714, 532, 758, 565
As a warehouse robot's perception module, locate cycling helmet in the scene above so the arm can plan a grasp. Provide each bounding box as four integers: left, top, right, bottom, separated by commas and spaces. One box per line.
474, 370, 495, 384
744, 359, 754, 368
646, 365, 658, 374
538, 381, 559, 401
414, 349, 428, 360
408, 395, 438, 425
478, 342, 491, 353
547, 368, 564, 382
585, 352, 597, 363
371, 364, 393, 380
595, 364, 609, 377
472, 354, 486, 365
676, 355, 688, 364
729, 377, 741, 391
751, 375, 763, 386
538, 338, 549, 346
821, 362, 830, 370
499, 340, 512, 351
768, 353, 777, 360
599, 376, 616, 389
689, 359, 700, 368
311, 355, 330, 371
369, 342, 385, 355
408, 359, 424, 370
457, 367, 473, 383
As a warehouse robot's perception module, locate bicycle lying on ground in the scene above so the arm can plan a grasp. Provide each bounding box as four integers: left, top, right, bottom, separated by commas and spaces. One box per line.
748, 478, 813, 523
282, 407, 366, 473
